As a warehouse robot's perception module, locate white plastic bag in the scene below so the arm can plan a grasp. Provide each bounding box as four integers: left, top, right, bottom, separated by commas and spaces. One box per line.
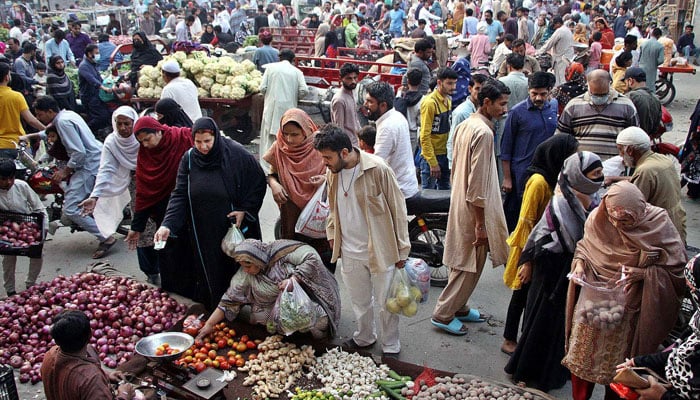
221, 224, 245, 257
94, 191, 131, 238
295, 182, 329, 239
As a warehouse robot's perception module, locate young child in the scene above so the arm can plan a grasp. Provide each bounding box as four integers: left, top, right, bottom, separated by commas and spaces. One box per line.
33, 62, 47, 97
612, 51, 633, 93
357, 125, 376, 153
0, 159, 46, 297
587, 31, 603, 72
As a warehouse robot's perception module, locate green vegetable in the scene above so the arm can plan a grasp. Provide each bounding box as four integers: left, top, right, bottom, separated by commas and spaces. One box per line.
381, 386, 406, 400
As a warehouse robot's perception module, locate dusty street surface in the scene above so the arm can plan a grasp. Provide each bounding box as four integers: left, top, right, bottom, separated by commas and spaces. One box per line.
10, 68, 700, 399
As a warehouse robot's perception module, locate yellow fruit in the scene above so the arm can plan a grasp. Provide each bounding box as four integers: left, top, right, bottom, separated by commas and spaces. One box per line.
402, 301, 418, 317
385, 298, 401, 314
410, 286, 423, 301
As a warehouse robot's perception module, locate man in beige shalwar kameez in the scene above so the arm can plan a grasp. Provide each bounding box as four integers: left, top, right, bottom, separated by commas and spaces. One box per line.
431, 80, 512, 335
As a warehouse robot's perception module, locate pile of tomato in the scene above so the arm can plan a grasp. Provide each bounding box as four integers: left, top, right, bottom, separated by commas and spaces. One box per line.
175, 322, 260, 373
155, 343, 181, 356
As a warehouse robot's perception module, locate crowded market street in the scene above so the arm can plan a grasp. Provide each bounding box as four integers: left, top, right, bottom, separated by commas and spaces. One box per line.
6, 68, 699, 400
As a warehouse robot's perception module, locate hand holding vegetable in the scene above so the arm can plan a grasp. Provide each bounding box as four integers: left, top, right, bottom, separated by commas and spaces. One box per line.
195, 322, 216, 341
226, 211, 246, 228
278, 276, 296, 291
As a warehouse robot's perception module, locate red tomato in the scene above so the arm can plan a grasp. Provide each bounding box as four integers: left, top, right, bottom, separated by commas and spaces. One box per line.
240, 335, 249, 343
235, 358, 245, 367
195, 362, 206, 373
219, 361, 230, 370
217, 339, 227, 349
246, 341, 256, 350
208, 350, 217, 360
235, 342, 247, 352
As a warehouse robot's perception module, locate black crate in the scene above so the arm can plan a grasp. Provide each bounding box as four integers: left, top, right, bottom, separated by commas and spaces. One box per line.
0, 365, 19, 400
0, 211, 45, 259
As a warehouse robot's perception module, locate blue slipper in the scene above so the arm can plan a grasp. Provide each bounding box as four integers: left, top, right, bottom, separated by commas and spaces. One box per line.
431, 318, 468, 335
456, 308, 487, 323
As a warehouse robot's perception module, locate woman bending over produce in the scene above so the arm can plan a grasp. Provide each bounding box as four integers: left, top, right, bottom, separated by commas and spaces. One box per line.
263, 108, 333, 271
197, 239, 341, 339
155, 117, 266, 310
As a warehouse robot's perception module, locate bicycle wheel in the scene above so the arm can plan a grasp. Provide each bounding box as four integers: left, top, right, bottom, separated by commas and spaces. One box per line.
655, 77, 676, 105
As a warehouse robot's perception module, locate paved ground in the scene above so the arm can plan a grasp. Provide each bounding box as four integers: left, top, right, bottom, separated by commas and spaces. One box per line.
11, 68, 700, 399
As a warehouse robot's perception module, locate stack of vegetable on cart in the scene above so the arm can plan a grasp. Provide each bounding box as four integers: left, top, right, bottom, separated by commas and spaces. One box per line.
131, 50, 264, 145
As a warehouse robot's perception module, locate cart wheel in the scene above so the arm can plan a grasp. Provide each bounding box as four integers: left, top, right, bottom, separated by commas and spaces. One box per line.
656, 77, 676, 105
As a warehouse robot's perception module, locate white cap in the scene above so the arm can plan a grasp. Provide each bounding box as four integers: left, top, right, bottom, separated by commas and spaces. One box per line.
161, 60, 180, 74
616, 127, 651, 146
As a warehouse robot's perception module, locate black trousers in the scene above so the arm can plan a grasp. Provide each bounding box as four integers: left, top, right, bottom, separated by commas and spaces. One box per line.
503, 283, 531, 342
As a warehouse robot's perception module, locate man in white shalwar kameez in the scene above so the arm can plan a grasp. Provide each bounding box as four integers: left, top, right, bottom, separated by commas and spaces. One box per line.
431, 80, 511, 335
537, 17, 575, 86
259, 49, 309, 172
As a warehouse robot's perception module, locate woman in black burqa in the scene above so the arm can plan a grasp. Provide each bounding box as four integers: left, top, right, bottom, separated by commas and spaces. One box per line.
156, 117, 267, 310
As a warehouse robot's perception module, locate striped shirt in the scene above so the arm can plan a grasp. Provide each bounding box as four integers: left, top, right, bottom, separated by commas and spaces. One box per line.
556, 90, 639, 159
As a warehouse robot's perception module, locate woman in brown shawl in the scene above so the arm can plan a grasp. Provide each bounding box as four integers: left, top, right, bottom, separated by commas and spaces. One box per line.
263, 109, 333, 271
563, 181, 686, 400
452, 2, 465, 37
196, 239, 341, 339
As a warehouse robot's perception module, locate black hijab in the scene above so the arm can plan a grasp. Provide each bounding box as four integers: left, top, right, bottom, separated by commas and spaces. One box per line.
48, 55, 65, 76
155, 98, 193, 128
189, 118, 267, 229
201, 24, 216, 44
130, 32, 163, 84
525, 134, 579, 189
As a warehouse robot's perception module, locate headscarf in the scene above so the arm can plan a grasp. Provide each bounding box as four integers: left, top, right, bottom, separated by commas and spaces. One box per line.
562, 151, 604, 196
233, 239, 270, 270
130, 32, 163, 84
665, 254, 700, 399
573, 23, 587, 43
315, 23, 331, 57
155, 98, 193, 128
190, 117, 267, 228
93, 106, 141, 198
477, 21, 488, 34
525, 135, 579, 189
48, 55, 65, 77
201, 24, 216, 44
133, 116, 193, 211
262, 109, 327, 210
453, 2, 465, 32
570, 181, 687, 357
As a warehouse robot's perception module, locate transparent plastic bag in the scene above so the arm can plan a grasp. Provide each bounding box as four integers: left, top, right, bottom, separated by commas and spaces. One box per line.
404, 258, 430, 303
272, 278, 317, 336
569, 274, 627, 330
386, 268, 421, 317
220, 224, 245, 257
295, 181, 329, 239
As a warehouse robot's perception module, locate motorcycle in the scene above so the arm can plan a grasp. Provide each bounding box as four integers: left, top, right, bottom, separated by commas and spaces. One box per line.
406, 190, 451, 287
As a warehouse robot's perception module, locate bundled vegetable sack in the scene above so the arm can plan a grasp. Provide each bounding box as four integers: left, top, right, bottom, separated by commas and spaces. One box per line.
272, 278, 317, 335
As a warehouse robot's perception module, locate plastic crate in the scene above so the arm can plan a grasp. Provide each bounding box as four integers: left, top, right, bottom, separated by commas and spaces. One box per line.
0, 211, 45, 259
0, 365, 19, 400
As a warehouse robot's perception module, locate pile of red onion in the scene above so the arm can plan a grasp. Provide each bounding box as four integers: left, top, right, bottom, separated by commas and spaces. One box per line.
0, 273, 188, 384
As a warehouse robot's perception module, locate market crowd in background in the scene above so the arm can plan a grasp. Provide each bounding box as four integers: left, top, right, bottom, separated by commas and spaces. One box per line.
1, 0, 700, 398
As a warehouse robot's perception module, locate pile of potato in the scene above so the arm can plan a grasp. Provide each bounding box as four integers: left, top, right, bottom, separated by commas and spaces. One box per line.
413, 376, 538, 400
575, 299, 625, 329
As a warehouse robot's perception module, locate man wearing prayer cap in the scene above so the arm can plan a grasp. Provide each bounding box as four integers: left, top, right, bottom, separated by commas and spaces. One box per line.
612, 126, 686, 242
160, 60, 202, 122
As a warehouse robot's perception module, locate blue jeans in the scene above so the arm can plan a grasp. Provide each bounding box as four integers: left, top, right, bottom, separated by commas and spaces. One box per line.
420, 154, 451, 190
682, 45, 700, 59
63, 170, 108, 242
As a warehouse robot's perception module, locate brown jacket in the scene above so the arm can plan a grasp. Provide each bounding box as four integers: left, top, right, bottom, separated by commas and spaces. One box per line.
326, 150, 410, 272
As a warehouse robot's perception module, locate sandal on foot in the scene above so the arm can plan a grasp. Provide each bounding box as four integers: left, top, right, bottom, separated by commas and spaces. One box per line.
431, 318, 468, 335
456, 308, 487, 323
93, 238, 117, 259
